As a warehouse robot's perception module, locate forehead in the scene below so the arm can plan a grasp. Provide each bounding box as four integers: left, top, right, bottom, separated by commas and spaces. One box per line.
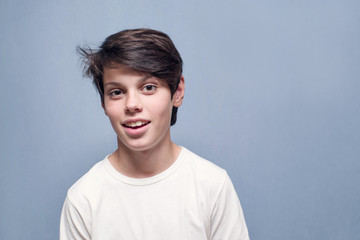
103, 65, 168, 88
103, 65, 148, 80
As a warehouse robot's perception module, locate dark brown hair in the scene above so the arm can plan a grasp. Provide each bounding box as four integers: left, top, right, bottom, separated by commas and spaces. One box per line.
78, 28, 183, 126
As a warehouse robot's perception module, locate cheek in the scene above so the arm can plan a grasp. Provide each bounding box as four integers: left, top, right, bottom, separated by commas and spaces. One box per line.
160, 100, 173, 111
149, 98, 173, 117
104, 103, 121, 119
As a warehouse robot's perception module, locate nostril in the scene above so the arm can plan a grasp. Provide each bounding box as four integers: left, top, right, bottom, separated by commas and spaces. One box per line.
125, 106, 142, 113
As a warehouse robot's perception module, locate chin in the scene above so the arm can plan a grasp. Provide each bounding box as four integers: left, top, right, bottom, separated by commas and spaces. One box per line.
118, 138, 156, 152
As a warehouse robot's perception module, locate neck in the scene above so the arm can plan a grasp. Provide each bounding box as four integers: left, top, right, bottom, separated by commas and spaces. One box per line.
109, 138, 181, 178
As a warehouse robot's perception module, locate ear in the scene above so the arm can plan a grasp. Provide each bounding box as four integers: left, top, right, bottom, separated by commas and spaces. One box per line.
173, 76, 185, 107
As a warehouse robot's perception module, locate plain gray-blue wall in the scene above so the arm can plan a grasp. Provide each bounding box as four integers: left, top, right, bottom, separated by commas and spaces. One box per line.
1, 0, 359, 239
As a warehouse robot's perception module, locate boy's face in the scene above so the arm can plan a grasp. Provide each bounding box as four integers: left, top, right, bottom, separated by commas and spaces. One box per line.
102, 65, 184, 152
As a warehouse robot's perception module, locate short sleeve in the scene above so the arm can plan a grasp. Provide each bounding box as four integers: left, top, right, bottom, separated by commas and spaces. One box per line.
60, 197, 91, 240
210, 174, 250, 240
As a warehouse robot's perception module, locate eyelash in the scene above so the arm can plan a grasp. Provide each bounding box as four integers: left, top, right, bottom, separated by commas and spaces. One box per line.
107, 84, 157, 98
142, 84, 157, 92
108, 89, 123, 96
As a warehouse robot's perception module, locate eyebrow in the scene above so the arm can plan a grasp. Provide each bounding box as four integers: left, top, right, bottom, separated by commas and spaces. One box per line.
103, 75, 153, 88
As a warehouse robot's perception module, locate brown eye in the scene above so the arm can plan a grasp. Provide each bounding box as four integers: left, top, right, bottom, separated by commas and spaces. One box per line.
142, 85, 156, 92
109, 89, 123, 96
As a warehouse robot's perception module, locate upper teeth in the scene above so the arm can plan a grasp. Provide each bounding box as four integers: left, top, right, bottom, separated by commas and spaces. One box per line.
125, 121, 147, 127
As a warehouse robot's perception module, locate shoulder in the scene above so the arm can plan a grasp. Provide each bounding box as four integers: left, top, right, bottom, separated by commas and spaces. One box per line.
66, 158, 109, 205
180, 147, 229, 194
182, 147, 227, 177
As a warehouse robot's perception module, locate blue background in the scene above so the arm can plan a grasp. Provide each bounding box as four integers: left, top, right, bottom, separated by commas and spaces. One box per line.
1, 0, 359, 239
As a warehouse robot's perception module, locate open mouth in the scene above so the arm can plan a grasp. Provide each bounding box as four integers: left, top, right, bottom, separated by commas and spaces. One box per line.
122, 121, 150, 129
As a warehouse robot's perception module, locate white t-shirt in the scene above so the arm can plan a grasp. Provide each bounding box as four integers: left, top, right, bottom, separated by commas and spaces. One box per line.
60, 147, 249, 240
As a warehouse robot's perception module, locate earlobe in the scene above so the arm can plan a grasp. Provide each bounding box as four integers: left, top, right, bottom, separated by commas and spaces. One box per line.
173, 76, 185, 107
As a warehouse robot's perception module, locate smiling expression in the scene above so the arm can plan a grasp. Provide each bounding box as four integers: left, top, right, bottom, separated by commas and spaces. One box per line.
102, 65, 184, 152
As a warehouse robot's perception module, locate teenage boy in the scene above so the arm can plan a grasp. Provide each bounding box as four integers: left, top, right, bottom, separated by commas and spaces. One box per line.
60, 28, 249, 240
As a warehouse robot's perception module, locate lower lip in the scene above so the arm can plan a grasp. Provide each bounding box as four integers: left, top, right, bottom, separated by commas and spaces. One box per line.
123, 123, 150, 136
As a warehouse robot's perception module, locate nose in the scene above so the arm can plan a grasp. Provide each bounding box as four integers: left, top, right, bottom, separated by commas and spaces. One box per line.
125, 91, 142, 113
